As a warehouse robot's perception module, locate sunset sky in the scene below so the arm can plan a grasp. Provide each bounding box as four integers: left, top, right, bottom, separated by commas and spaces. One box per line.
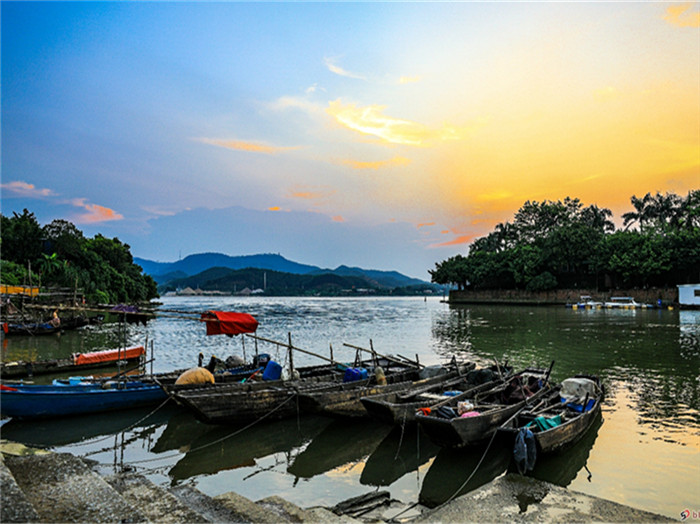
2, 2, 698, 278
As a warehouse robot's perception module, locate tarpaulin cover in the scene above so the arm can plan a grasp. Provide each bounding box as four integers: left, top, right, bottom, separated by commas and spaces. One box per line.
201, 311, 259, 336
73, 346, 146, 365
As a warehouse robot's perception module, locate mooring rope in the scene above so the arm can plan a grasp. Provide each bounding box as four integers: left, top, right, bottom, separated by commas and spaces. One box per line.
97, 392, 300, 468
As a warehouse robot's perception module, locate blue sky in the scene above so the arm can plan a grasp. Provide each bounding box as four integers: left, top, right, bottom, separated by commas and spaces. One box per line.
2, 2, 698, 278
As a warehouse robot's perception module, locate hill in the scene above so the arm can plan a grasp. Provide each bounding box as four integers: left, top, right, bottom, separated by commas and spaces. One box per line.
135, 252, 436, 290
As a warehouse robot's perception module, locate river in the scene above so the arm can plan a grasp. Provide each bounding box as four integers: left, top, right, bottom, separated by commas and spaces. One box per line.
1, 296, 698, 519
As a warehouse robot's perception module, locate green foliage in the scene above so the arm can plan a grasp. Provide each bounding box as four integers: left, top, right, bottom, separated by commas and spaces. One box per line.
0, 211, 158, 304
432, 190, 699, 290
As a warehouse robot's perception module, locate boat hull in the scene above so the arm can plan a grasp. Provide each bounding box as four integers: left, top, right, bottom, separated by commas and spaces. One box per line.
0, 382, 168, 420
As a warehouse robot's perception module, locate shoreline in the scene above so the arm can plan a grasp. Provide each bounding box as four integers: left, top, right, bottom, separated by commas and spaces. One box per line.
0, 443, 673, 523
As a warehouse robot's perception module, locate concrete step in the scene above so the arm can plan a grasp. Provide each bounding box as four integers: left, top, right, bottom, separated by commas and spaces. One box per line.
3, 452, 146, 523
257, 495, 360, 523
0, 453, 40, 522
169, 484, 260, 523
105, 473, 209, 523
214, 491, 290, 523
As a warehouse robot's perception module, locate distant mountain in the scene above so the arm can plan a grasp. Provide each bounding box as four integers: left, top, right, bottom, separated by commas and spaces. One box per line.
135, 252, 439, 290
135, 253, 320, 283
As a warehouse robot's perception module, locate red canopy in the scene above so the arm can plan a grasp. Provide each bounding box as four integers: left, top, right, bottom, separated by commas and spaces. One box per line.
201, 311, 259, 336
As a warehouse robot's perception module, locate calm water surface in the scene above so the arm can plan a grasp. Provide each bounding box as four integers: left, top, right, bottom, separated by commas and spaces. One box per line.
2, 296, 698, 519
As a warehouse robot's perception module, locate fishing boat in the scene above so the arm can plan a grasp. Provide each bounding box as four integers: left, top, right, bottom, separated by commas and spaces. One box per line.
415, 366, 553, 448
167, 356, 422, 424
603, 296, 651, 309
497, 375, 603, 473
1, 345, 146, 379
0, 377, 168, 420
571, 296, 603, 309
360, 364, 511, 425
296, 360, 476, 418
2, 315, 102, 336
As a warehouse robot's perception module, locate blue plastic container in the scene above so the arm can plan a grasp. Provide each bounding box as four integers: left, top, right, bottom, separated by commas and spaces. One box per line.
262, 360, 282, 381
343, 367, 369, 383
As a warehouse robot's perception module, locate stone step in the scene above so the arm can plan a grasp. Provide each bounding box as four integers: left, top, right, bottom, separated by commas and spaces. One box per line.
168, 484, 258, 523
257, 495, 360, 523
3, 452, 146, 523
105, 473, 210, 523
0, 453, 41, 522
214, 491, 290, 523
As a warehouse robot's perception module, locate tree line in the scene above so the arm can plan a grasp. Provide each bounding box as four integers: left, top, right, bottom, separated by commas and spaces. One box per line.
1, 210, 158, 304
430, 191, 700, 292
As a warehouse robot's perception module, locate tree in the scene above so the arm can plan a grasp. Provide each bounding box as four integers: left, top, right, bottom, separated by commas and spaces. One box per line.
1, 209, 43, 265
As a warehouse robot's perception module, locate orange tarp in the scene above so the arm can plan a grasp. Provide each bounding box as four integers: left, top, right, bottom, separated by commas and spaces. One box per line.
1, 284, 39, 297
73, 345, 145, 365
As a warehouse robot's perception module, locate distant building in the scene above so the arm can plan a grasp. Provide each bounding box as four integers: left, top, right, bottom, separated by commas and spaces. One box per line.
677, 284, 700, 308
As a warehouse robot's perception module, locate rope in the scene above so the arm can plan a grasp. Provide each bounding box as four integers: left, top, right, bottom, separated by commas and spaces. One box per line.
14, 397, 172, 451
86, 393, 299, 467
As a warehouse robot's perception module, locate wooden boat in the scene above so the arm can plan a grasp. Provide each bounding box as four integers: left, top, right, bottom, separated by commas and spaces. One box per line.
415, 367, 553, 448
360, 364, 510, 425
296, 361, 476, 418
498, 375, 603, 472
1, 345, 146, 379
2, 315, 102, 336
0, 378, 168, 420
167, 356, 421, 425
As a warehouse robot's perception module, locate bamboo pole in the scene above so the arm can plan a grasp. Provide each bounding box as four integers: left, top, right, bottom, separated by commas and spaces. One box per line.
245, 333, 341, 366
342, 342, 422, 369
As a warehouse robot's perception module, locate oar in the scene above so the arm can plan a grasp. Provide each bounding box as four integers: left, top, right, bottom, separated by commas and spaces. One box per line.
102, 358, 155, 382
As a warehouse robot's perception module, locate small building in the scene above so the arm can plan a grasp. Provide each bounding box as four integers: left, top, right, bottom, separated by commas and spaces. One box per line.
677, 284, 700, 308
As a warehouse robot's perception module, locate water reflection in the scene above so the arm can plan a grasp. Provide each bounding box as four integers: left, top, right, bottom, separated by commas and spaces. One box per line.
360, 424, 440, 487
168, 415, 331, 482
287, 419, 391, 480
0, 404, 178, 447
419, 441, 511, 508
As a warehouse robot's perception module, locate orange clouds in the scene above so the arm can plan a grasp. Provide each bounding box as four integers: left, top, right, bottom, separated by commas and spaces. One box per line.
430, 234, 476, 248
70, 199, 123, 223
1, 181, 55, 198
197, 138, 299, 155
663, 3, 700, 27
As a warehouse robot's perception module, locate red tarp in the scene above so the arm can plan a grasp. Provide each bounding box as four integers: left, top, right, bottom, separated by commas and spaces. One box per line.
201, 311, 259, 336
73, 345, 146, 366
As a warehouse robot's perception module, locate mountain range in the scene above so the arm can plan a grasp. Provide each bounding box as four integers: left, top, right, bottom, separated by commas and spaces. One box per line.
135, 252, 440, 292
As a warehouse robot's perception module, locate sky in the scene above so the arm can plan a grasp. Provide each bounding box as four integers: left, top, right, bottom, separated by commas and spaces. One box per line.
1, 2, 699, 279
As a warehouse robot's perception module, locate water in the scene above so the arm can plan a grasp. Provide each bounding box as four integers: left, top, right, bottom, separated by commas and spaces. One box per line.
1, 296, 698, 519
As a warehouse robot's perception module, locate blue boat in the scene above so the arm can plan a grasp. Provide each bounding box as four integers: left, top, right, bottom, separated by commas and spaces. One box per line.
0, 379, 168, 420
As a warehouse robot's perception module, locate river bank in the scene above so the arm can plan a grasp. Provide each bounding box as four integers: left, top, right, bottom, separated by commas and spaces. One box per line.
0, 443, 672, 523
448, 288, 678, 306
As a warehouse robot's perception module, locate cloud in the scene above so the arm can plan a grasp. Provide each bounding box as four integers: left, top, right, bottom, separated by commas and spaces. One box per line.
195, 138, 300, 155
268, 206, 281, 211
663, 3, 700, 27
429, 234, 476, 248
417, 222, 435, 229
70, 199, 123, 224
327, 100, 454, 145
332, 215, 345, 222
324, 57, 366, 80
340, 156, 412, 170
1, 180, 55, 198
